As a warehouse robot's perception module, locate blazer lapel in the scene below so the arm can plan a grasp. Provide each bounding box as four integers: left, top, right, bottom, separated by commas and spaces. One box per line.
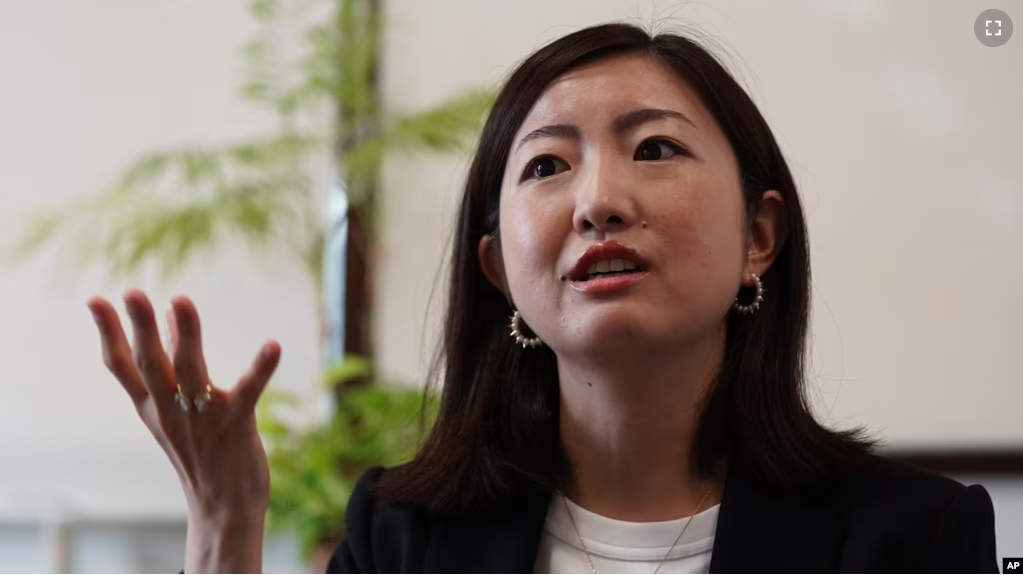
420, 458, 847, 573
423, 482, 551, 573
710, 460, 846, 573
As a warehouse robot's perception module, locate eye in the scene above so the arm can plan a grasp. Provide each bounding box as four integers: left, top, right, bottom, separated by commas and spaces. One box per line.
523, 156, 570, 181
634, 139, 684, 161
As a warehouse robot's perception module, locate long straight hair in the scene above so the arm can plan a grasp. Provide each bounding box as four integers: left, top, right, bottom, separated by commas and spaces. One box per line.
375, 22, 875, 511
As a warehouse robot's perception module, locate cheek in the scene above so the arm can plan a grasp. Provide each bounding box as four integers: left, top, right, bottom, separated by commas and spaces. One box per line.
499, 196, 566, 306
656, 176, 746, 299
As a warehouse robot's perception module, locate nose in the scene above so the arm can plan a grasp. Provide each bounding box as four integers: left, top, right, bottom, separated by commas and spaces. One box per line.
571, 162, 638, 235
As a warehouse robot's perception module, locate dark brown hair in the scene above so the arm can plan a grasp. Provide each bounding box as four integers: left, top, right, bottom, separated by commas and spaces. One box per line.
375, 22, 875, 511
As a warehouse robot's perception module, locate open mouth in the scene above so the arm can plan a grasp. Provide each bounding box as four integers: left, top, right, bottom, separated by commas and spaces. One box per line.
579, 258, 645, 281
568, 241, 650, 287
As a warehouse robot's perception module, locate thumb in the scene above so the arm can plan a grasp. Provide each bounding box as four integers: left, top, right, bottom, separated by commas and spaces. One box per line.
235, 341, 281, 411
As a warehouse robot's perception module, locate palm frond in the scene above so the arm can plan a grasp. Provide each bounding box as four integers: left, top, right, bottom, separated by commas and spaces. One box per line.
242, 0, 337, 118
94, 182, 291, 278
14, 134, 325, 280
333, 88, 495, 202
387, 88, 496, 153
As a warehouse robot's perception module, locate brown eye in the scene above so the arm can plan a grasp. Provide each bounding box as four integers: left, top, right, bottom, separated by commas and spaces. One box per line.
524, 156, 569, 180
635, 139, 682, 161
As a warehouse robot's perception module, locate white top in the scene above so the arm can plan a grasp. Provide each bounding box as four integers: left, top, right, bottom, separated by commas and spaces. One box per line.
533, 494, 719, 574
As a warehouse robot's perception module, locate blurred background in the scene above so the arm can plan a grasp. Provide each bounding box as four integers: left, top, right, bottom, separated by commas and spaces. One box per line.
0, 0, 1020, 572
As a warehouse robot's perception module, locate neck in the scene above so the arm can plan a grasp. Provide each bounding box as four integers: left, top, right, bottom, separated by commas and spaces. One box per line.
556, 327, 726, 521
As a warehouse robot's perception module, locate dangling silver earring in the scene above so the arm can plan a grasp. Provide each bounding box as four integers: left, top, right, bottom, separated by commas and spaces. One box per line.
732, 273, 765, 315
509, 309, 544, 348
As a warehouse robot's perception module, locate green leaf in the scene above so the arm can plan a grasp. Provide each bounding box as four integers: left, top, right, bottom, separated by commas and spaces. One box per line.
322, 355, 373, 388
387, 88, 496, 153
12, 134, 324, 282
264, 378, 437, 554
250, 0, 279, 21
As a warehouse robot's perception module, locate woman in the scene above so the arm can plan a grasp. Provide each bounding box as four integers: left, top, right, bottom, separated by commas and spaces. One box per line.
87, 23, 998, 574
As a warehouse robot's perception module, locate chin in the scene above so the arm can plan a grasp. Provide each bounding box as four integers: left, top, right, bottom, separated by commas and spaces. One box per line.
557, 310, 709, 357
560, 317, 660, 355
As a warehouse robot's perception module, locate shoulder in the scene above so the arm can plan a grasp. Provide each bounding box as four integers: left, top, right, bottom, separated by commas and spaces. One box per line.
325, 465, 552, 574
715, 454, 998, 573
824, 455, 998, 571
827, 454, 989, 512
327, 462, 431, 568
326, 466, 427, 574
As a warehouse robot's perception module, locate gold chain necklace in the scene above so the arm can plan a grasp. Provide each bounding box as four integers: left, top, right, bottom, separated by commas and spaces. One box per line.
561, 483, 716, 575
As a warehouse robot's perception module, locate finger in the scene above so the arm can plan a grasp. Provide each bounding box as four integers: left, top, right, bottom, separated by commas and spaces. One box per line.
170, 296, 209, 393
165, 309, 179, 357
87, 297, 148, 405
234, 341, 282, 411
123, 290, 175, 400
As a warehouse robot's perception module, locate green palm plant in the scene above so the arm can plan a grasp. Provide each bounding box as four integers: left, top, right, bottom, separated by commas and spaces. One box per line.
257, 356, 439, 562
12, 0, 492, 564
15, 0, 492, 356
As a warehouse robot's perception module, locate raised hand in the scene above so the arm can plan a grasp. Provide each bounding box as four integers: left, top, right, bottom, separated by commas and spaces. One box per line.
87, 289, 281, 573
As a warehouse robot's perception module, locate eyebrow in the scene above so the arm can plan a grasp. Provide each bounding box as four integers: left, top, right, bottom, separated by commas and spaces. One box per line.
514, 108, 696, 153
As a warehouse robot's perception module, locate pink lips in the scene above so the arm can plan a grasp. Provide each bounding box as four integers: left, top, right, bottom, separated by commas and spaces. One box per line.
570, 270, 649, 295
567, 241, 649, 295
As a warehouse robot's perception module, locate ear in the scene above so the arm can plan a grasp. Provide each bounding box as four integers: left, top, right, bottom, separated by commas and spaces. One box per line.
744, 190, 788, 284
478, 234, 511, 300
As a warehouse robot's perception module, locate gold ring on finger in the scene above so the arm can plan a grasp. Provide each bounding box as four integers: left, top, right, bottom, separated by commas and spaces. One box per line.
194, 383, 213, 413
174, 384, 192, 412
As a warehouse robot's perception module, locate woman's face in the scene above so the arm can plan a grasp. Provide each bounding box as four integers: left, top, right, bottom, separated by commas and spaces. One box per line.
483, 52, 751, 358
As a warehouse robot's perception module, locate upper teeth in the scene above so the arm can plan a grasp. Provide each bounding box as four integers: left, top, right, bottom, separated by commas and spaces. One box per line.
585, 258, 638, 275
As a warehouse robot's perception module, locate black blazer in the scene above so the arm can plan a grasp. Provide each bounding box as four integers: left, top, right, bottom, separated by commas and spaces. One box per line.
327, 455, 999, 573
